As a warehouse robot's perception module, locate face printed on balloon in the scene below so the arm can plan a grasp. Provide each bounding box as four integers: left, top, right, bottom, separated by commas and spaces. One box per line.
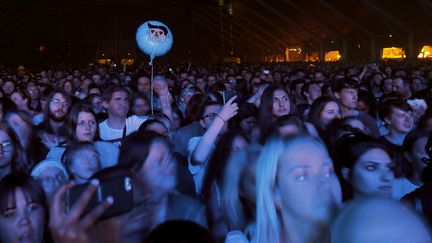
148, 23, 168, 43
136, 20, 173, 62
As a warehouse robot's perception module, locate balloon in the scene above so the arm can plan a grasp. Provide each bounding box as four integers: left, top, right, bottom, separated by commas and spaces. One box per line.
136, 20, 173, 64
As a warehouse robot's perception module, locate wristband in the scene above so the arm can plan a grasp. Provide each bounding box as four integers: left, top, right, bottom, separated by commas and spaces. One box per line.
216, 114, 226, 123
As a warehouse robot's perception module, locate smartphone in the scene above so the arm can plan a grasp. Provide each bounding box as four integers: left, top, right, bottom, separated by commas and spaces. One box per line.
67, 172, 133, 221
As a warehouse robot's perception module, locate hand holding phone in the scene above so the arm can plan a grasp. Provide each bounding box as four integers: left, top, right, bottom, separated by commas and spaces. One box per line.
50, 180, 113, 243
67, 169, 134, 221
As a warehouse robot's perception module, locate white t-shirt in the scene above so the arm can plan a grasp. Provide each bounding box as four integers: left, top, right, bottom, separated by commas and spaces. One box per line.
392, 177, 420, 200
99, 115, 147, 144
187, 136, 215, 194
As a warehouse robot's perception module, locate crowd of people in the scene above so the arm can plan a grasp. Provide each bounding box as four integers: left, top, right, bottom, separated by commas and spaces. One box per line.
0, 59, 432, 242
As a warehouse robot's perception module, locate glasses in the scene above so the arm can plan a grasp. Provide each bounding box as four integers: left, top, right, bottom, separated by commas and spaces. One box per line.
77, 120, 97, 128
202, 113, 218, 120
51, 99, 69, 107
0, 140, 12, 152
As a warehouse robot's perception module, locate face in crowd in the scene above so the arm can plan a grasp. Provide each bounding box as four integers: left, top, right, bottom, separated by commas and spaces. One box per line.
272, 89, 291, 118
336, 88, 358, 110
75, 111, 97, 142
104, 91, 130, 118
48, 93, 69, 122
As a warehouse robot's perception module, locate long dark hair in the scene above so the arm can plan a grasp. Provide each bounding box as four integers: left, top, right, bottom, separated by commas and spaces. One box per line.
201, 131, 248, 200
41, 89, 72, 126
258, 85, 296, 144
402, 129, 431, 178
0, 123, 30, 173
307, 96, 339, 136
118, 131, 169, 172
331, 133, 392, 201
4, 110, 48, 165
0, 172, 51, 243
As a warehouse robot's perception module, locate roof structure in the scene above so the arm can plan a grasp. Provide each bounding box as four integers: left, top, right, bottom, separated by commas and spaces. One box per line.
1, 0, 431, 64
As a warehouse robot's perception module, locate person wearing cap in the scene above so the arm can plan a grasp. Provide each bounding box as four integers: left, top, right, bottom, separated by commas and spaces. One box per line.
31, 159, 69, 204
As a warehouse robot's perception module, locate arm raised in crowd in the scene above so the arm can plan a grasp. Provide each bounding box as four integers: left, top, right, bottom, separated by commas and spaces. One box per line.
49, 179, 113, 243
154, 76, 174, 123
191, 96, 238, 165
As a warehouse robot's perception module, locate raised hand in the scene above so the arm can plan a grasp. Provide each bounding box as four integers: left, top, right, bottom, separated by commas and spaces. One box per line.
153, 78, 169, 97
218, 95, 239, 122
49, 180, 113, 243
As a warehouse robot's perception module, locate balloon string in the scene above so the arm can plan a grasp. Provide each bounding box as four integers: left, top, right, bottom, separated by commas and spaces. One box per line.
149, 45, 158, 115
150, 61, 154, 115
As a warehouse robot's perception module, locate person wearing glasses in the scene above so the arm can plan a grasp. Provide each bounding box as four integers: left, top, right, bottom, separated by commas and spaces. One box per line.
0, 123, 29, 180
26, 82, 42, 113
392, 129, 431, 199
45, 103, 119, 168
188, 96, 238, 194
35, 89, 71, 149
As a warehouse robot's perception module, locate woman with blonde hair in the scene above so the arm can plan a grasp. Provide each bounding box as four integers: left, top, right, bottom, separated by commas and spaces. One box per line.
255, 135, 341, 243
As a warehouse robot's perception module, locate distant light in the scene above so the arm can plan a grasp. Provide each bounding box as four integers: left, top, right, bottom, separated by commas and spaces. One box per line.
357, 43, 361, 48
102, 53, 105, 56
228, 3, 233, 15
331, 40, 334, 44
128, 53, 131, 56
389, 34, 393, 38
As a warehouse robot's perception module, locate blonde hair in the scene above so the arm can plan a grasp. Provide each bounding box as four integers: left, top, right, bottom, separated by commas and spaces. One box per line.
254, 135, 328, 243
